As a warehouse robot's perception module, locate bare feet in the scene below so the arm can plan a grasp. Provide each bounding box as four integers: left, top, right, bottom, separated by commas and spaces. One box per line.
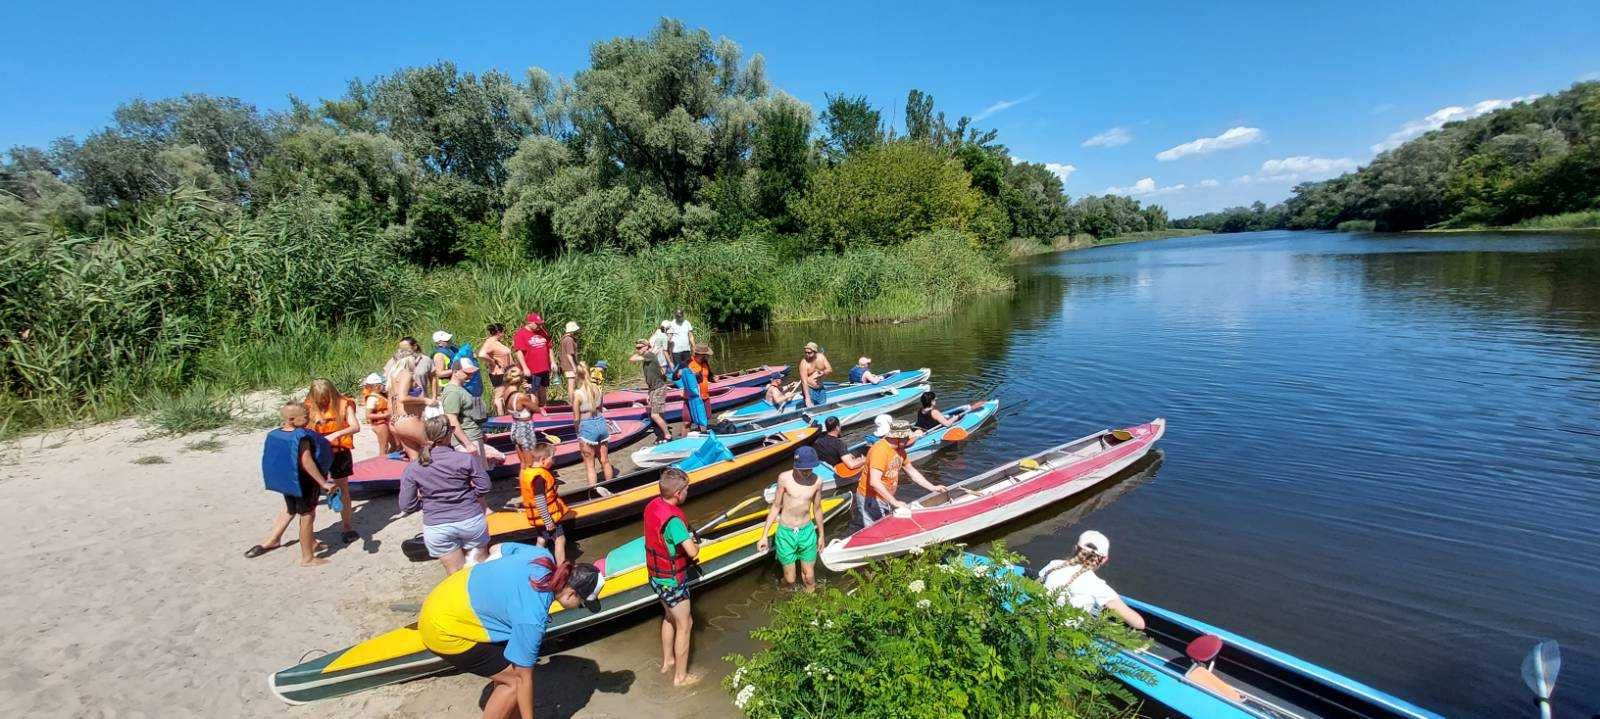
674, 673, 702, 687
300, 557, 330, 567
659, 661, 673, 674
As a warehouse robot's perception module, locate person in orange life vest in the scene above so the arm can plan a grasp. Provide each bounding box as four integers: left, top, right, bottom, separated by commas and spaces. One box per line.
305, 378, 360, 543
643, 469, 702, 687
516, 441, 569, 564
361, 373, 400, 455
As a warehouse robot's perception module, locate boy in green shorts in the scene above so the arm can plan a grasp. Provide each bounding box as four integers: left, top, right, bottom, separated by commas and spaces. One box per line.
757, 446, 826, 592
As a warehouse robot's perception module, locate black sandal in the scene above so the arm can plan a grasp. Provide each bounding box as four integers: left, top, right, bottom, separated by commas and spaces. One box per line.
244, 544, 274, 558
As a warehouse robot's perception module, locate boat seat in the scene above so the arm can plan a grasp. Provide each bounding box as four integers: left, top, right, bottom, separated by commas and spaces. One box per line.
1183, 635, 1244, 703
1186, 634, 1223, 663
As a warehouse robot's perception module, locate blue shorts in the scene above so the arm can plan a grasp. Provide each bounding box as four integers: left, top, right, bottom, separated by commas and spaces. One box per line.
578, 416, 610, 445
806, 385, 827, 405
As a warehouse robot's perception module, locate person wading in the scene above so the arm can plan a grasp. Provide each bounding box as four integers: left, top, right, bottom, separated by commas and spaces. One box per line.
798, 342, 832, 408
758, 446, 826, 592
304, 378, 360, 543
644, 469, 702, 687
851, 420, 947, 533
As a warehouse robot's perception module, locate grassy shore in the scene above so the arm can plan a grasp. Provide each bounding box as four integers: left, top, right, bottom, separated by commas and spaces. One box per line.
1411, 210, 1600, 233
1007, 229, 1211, 258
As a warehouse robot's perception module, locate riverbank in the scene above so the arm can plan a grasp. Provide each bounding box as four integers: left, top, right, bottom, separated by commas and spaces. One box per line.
1007, 228, 1212, 259
1408, 210, 1600, 234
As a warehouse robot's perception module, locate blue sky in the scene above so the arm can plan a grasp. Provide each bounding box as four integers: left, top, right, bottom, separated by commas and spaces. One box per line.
2, 1, 1597, 216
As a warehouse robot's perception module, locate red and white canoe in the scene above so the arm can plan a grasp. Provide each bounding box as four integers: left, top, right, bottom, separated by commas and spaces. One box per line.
820, 418, 1166, 570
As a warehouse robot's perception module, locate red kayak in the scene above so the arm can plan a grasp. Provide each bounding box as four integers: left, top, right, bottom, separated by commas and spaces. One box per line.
606, 364, 786, 405
346, 419, 649, 496
484, 384, 764, 433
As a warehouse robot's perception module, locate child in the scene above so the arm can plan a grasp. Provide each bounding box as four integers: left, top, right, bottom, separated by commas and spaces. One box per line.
517, 442, 569, 564
361, 373, 399, 455
248, 404, 335, 566
757, 446, 825, 592
305, 378, 361, 543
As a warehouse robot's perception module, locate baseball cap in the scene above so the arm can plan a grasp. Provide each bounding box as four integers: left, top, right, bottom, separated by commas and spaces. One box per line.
793, 446, 819, 471
888, 419, 914, 439
873, 414, 892, 437
594, 360, 610, 370
565, 321, 580, 333
362, 373, 384, 385
568, 563, 605, 612
432, 330, 452, 343
1076, 530, 1110, 557
525, 312, 544, 324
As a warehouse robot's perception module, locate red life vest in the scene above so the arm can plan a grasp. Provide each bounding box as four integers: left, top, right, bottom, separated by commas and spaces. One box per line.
643, 497, 691, 584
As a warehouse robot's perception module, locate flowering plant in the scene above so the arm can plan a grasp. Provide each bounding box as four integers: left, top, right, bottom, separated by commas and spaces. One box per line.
724, 543, 1147, 718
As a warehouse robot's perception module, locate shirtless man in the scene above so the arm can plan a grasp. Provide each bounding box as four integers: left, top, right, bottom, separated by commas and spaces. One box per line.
757, 446, 826, 592
798, 341, 833, 408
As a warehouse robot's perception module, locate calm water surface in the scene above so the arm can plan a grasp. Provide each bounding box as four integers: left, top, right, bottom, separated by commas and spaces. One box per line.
585, 230, 1600, 718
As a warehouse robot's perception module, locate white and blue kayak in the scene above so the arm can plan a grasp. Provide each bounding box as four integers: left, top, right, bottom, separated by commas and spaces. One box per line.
631, 384, 928, 468
720, 368, 931, 423
762, 399, 1000, 502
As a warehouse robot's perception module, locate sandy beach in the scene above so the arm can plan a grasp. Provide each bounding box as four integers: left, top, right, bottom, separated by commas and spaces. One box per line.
0, 416, 738, 718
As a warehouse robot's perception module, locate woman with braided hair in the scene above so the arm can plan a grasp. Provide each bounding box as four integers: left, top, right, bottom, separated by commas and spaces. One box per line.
418, 541, 604, 719
400, 416, 492, 574
1037, 530, 1146, 630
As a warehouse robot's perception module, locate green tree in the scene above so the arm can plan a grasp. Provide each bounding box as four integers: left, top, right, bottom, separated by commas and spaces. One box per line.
795, 141, 990, 248
817, 93, 885, 162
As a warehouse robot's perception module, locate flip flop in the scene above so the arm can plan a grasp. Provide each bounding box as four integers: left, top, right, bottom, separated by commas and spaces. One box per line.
244, 544, 276, 559
341, 530, 360, 544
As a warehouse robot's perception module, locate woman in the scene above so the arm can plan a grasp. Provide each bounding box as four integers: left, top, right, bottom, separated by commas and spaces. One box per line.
689, 344, 713, 401
400, 416, 492, 574
478, 323, 514, 411
361, 373, 399, 455
304, 378, 361, 543
1038, 530, 1146, 630
501, 367, 540, 468
914, 391, 960, 437
569, 363, 614, 487
417, 542, 603, 719
385, 340, 436, 460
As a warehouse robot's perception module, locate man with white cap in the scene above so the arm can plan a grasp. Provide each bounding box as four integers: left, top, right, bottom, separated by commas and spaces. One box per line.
1037, 530, 1146, 630
558, 321, 581, 388
848, 356, 883, 384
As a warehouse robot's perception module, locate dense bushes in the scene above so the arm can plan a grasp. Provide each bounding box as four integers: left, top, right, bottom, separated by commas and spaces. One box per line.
724, 546, 1144, 719
795, 142, 992, 248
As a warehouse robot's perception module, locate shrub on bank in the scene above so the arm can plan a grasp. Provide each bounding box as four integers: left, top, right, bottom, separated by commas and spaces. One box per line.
725, 545, 1145, 719
1335, 219, 1377, 232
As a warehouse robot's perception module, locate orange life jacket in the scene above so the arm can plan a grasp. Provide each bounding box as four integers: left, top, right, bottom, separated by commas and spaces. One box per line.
305, 396, 355, 451
519, 467, 568, 528
361, 387, 390, 424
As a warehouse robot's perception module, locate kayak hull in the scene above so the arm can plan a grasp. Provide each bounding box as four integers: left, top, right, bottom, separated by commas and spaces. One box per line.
347, 420, 648, 497
604, 364, 787, 405
484, 385, 765, 433
721, 368, 931, 422
821, 418, 1165, 570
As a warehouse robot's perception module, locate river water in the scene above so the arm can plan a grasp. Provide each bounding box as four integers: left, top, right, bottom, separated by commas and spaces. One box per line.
583, 230, 1600, 718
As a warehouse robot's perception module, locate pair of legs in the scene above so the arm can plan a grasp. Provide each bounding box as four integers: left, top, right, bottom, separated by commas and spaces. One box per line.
775, 523, 819, 592
579, 439, 613, 486
435, 641, 533, 719
426, 515, 491, 574
257, 498, 326, 566
658, 590, 700, 686
370, 421, 402, 455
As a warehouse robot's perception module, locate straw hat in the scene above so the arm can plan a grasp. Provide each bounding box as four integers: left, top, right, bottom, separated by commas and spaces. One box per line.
888, 419, 914, 439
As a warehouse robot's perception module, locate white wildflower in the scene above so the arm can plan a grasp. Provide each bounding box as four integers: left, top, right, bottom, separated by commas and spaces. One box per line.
908, 546, 925, 555
735, 684, 756, 709
731, 668, 744, 687
824, 620, 835, 629
908, 579, 926, 594
916, 598, 931, 609
972, 564, 989, 577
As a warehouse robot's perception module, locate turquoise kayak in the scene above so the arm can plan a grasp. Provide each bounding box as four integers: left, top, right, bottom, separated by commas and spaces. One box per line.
720, 368, 931, 423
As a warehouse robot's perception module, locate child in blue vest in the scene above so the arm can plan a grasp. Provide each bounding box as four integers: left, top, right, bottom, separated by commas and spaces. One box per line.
247, 403, 336, 566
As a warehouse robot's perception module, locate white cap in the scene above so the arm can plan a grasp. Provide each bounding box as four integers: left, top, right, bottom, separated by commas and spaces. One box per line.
432, 330, 452, 343
873, 414, 893, 437
565, 321, 580, 333
362, 373, 384, 385
1077, 530, 1110, 557
857, 356, 871, 366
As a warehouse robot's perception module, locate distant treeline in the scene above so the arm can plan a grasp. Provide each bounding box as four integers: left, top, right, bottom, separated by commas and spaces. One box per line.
1174, 81, 1600, 233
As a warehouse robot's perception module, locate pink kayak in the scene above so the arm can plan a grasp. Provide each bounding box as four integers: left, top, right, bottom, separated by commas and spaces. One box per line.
484, 384, 764, 433
346, 419, 649, 496
603, 363, 787, 405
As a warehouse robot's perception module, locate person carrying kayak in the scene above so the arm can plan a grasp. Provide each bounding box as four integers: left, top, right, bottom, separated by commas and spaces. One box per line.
1038, 530, 1145, 630
417, 542, 604, 719
758, 446, 826, 592
798, 342, 832, 408
848, 356, 884, 384
644, 469, 702, 686
304, 378, 360, 544
851, 420, 946, 533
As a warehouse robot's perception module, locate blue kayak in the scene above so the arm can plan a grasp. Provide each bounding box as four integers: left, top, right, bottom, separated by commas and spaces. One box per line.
630, 384, 928, 468
720, 368, 931, 423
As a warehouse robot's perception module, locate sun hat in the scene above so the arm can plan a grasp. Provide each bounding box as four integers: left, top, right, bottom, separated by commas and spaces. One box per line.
793, 445, 819, 471
568, 562, 606, 612
659, 320, 671, 331
857, 356, 871, 366
525, 312, 544, 324
803, 341, 820, 352
1077, 530, 1110, 557
432, 330, 452, 343
565, 321, 580, 333
362, 373, 384, 385
694, 343, 712, 355
888, 419, 914, 439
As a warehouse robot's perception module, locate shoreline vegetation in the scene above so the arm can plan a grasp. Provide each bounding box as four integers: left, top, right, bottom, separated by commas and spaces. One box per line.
0, 17, 1178, 438
1006, 228, 1212, 258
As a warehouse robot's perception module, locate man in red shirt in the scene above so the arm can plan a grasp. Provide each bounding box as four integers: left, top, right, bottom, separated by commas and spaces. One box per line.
512, 313, 554, 405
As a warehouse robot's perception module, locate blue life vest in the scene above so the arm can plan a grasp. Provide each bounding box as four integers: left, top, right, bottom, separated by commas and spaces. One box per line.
453, 343, 483, 395
848, 366, 867, 383
262, 427, 333, 497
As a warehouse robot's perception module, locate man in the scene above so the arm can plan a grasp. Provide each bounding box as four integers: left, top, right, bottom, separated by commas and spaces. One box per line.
440, 364, 502, 466
813, 416, 865, 476
630, 339, 674, 441
852, 420, 946, 533
666, 308, 695, 368
247, 404, 335, 566
798, 342, 832, 408
558, 321, 582, 390
757, 446, 826, 592
848, 356, 884, 384
649, 320, 673, 374
512, 312, 555, 405
643, 469, 701, 687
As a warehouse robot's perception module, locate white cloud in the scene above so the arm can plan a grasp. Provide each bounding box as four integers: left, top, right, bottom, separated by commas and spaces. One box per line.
1199, 178, 1220, 187
1155, 126, 1264, 161
973, 92, 1038, 121
1370, 95, 1540, 153
1041, 163, 1077, 182
1081, 126, 1132, 148
1104, 177, 1187, 196
1235, 156, 1359, 184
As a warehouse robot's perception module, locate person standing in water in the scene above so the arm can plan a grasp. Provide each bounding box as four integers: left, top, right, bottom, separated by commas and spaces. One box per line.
304, 378, 360, 543
644, 469, 701, 687
798, 342, 832, 408
757, 446, 826, 592
1038, 530, 1146, 630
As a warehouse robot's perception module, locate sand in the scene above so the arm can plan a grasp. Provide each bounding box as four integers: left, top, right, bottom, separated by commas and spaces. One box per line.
0, 416, 739, 718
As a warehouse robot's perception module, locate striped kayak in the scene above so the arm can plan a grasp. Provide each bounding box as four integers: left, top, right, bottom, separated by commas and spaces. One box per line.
271, 494, 848, 705
762, 399, 1000, 503
630, 384, 929, 468
820, 418, 1165, 570
399, 427, 816, 561
346, 419, 648, 496
483, 384, 765, 433
719, 368, 931, 422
